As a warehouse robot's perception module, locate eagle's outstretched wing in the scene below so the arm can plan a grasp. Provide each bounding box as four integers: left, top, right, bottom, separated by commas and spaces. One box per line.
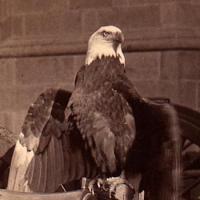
7, 89, 96, 192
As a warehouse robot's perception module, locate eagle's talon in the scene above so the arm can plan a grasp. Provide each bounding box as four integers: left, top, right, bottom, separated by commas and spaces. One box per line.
109, 189, 115, 199
88, 178, 106, 195
88, 179, 96, 195
107, 177, 135, 199
97, 182, 101, 188
109, 184, 117, 198
97, 178, 104, 188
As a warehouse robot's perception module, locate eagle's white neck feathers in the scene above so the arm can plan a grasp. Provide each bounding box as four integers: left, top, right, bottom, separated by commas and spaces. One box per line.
85, 26, 125, 66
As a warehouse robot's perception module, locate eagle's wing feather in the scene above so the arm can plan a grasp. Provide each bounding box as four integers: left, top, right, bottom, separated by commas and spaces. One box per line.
7, 89, 94, 192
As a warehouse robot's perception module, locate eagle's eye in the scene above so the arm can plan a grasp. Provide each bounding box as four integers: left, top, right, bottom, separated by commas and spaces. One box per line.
102, 31, 110, 37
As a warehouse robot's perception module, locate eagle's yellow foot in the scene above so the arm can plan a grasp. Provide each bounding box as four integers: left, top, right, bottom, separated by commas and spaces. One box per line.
107, 177, 135, 199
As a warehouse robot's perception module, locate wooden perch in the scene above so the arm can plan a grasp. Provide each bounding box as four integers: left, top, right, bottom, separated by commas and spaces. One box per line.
0, 189, 82, 200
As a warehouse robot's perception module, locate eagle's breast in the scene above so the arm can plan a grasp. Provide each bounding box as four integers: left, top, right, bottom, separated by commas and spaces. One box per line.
69, 58, 136, 174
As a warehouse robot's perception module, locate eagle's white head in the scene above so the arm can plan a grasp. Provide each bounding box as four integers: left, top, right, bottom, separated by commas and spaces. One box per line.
85, 25, 125, 66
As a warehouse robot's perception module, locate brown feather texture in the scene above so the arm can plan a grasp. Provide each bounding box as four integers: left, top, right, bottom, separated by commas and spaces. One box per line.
7, 57, 180, 200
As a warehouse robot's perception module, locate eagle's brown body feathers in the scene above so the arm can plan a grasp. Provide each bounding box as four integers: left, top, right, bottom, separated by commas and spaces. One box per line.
71, 58, 136, 175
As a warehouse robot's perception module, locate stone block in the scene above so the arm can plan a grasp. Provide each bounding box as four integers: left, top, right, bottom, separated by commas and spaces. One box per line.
177, 3, 200, 28
11, 15, 24, 38
191, 0, 200, 4
97, 8, 120, 30
0, 87, 15, 112
24, 11, 81, 38
178, 51, 200, 80
0, 110, 27, 136
49, 0, 69, 12
55, 56, 76, 84
61, 11, 82, 38
0, 58, 16, 86
15, 56, 75, 86
0, 111, 16, 136
14, 85, 48, 111
158, 80, 198, 110
74, 55, 85, 66
14, 83, 74, 118
160, 2, 176, 28
69, 0, 112, 9
24, 14, 41, 36
160, 51, 179, 80
16, 57, 58, 85
112, 0, 129, 7
82, 10, 99, 33
11, 0, 56, 14
161, 51, 200, 81
98, 5, 160, 31
133, 80, 160, 98
178, 81, 198, 110
125, 52, 161, 81
157, 81, 174, 100
25, 13, 57, 36
0, 0, 8, 21
13, 110, 27, 135
129, 0, 164, 4
56, 82, 74, 92
198, 83, 200, 112
0, 17, 11, 41
73, 55, 85, 71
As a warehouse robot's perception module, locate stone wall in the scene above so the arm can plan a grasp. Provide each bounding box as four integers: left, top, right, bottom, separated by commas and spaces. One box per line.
0, 0, 200, 135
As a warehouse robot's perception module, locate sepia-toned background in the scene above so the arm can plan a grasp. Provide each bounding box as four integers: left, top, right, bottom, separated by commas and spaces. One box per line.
0, 0, 200, 138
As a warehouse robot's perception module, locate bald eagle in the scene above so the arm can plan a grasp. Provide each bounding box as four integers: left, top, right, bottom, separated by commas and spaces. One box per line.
7, 26, 180, 200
